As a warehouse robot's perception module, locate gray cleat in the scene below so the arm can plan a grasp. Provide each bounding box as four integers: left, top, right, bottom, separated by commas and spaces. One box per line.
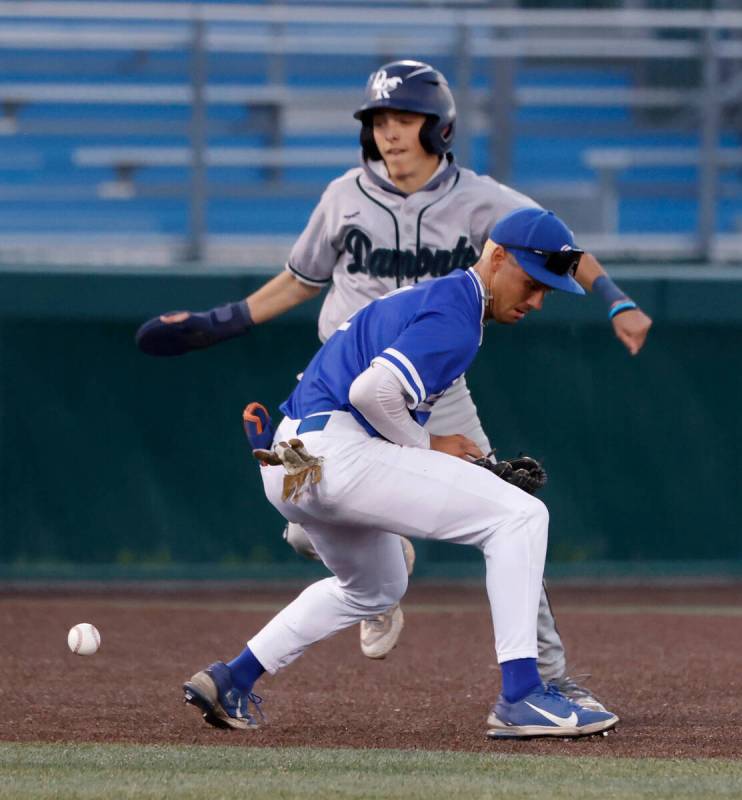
546, 673, 609, 713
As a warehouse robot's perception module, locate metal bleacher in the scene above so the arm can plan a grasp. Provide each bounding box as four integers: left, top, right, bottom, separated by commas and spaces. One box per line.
1, 1, 741, 267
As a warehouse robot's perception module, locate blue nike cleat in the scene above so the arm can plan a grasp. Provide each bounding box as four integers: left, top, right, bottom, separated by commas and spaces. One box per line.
486, 684, 618, 739
183, 661, 264, 731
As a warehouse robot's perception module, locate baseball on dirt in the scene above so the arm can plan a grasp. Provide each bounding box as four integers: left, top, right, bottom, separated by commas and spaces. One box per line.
67, 623, 101, 656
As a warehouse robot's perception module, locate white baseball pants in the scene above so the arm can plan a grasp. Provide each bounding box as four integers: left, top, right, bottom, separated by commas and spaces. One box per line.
284, 376, 568, 681
248, 411, 548, 674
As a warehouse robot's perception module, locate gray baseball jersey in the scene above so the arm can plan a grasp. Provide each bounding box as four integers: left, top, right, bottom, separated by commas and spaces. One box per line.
286, 154, 540, 342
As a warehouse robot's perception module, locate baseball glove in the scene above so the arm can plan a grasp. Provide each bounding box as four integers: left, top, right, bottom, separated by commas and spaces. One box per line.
474, 453, 547, 495
253, 438, 324, 503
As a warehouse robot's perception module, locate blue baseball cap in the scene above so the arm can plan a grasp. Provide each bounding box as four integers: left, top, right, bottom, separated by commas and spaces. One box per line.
490, 207, 585, 295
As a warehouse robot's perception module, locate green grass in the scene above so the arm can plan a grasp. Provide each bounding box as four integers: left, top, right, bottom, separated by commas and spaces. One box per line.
1, 743, 742, 800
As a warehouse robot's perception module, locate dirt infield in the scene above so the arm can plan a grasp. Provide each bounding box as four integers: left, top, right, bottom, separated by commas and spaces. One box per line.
2, 583, 741, 758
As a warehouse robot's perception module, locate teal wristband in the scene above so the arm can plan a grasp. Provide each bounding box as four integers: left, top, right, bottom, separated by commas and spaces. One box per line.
609, 300, 637, 320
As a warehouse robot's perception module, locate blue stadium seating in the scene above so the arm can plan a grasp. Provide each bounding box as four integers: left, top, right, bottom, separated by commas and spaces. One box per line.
1, 31, 740, 246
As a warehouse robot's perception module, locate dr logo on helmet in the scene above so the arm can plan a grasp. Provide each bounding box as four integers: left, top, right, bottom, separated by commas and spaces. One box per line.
371, 70, 403, 100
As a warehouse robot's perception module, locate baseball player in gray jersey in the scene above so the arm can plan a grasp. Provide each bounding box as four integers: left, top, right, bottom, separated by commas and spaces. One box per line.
138, 60, 652, 711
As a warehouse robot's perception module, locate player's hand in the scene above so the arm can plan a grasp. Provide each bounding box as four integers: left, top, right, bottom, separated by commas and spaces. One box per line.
611, 308, 653, 356
430, 434, 484, 461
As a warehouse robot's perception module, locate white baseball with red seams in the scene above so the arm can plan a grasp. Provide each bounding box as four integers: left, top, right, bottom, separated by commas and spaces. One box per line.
67, 623, 101, 655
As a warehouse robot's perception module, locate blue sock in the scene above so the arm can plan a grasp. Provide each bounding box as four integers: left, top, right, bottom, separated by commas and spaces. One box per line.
227, 646, 265, 694
500, 657, 542, 703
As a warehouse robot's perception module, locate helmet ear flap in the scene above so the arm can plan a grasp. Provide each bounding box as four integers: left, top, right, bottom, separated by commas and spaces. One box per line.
360, 122, 382, 161
440, 121, 455, 149
418, 116, 437, 155
418, 116, 455, 156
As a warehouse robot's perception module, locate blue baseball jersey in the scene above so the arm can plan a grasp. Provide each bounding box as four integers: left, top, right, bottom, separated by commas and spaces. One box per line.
280, 267, 487, 437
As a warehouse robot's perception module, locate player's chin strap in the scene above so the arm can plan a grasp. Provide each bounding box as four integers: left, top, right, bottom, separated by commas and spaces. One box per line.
253, 438, 324, 503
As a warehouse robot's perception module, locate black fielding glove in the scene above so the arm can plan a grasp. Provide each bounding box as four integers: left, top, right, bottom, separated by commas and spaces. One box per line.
473, 453, 547, 495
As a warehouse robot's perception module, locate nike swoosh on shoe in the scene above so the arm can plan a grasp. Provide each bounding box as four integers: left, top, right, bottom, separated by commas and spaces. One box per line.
524, 702, 578, 727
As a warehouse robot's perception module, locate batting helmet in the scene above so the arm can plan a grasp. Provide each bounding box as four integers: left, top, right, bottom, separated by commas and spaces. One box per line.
354, 60, 456, 160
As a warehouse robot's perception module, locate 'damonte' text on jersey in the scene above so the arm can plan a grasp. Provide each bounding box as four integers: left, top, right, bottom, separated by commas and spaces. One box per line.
285, 155, 539, 341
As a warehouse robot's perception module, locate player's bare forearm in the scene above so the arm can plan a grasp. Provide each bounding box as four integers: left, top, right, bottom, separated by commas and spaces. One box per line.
576, 252, 653, 356
574, 252, 606, 292
246, 270, 322, 325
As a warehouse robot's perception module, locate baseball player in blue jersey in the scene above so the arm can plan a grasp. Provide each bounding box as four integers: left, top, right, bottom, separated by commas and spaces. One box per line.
138, 60, 652, 709
182, 207, 619, 740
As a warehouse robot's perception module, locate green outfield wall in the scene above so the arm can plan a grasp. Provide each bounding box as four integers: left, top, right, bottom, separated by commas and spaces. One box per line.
1, 265, 741, 578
